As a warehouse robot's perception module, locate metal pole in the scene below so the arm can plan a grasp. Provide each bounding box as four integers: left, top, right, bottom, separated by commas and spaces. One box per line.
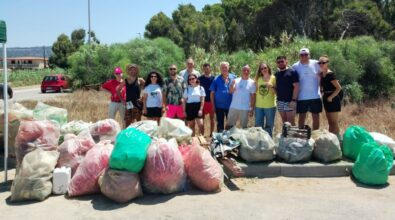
3, 43, 8, 182
88, 0, 91, 44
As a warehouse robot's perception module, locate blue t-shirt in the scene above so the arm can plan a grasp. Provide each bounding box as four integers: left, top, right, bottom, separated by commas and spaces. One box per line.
198, 75, 214, 102
275, 68, 299, 102
209, 73, 236, 109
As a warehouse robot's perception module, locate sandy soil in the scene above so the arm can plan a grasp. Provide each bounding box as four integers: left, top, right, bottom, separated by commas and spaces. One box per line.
1, 168, 394, 220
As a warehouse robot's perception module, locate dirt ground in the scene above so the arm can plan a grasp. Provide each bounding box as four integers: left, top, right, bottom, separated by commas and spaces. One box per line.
1, 168, 394, 220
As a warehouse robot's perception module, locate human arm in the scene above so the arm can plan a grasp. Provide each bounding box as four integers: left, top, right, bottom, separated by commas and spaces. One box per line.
327, 79, 342, 102
290, 82, 299, 108
229, 79, 236, 94
210, 91, 216, 113
249, 93, 256, 117
116, 81, 126, 104
142, 92, 148, 115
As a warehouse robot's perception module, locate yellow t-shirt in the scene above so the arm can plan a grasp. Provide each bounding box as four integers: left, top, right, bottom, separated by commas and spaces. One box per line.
256, 75, 276, 108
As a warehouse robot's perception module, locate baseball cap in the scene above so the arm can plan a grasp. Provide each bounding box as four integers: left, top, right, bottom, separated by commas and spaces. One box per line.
113, 67, 123, 75
299, 48, 310, 55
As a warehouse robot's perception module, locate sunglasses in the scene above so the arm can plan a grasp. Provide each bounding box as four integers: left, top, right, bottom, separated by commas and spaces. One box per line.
169, 68, 176, 71
188, 78, 196, 81
260, 67, 268, 70
300, 54, 309, 57
150, 75, 158, 78
318, 61, 328, 65
276, 60, 285, 64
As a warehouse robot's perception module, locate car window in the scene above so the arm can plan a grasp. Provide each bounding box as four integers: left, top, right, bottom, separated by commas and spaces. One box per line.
44, 76, 59, 81
61, 77, 66, 81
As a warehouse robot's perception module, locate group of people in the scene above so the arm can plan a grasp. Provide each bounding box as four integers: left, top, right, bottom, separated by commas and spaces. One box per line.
101, 48, 343, 139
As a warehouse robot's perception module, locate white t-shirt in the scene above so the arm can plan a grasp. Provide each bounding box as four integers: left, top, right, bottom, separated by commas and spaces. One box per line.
179, 69, 200, 86
183, 85, 206, 103
292, 60, 321, 100
143, 84, 162, 108
230, 78, 256, 110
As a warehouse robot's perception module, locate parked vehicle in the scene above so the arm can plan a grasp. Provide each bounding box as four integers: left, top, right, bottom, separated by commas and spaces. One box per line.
41, 74, 70, 93
0, 83, 13, 99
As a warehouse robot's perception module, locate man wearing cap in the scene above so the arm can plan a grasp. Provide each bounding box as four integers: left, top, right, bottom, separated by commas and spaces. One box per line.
163, 64, 186, 119
102, 67, 125, 122
292, 48, 322, 130
227, 65, 256, 129
116, 64, 145, 127
179, 58, 200, 86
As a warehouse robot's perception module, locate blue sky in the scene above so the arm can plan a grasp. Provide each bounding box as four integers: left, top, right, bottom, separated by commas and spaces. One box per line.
0, 0, 220, 47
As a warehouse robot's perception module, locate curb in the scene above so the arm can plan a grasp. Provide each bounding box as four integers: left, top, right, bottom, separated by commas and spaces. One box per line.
224, 160, 395, 178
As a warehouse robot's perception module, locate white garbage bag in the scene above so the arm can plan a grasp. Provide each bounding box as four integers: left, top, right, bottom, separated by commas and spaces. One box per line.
311, 129, 342, 163
370, 132, 395, 158
276, 136, 314, 163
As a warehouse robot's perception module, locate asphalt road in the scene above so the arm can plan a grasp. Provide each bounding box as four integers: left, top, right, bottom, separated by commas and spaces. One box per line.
12, 86, 68, 102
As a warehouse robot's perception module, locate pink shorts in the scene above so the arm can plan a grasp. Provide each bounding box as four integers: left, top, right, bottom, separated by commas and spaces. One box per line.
203, 102, 214, 115
166, 104, 185, 119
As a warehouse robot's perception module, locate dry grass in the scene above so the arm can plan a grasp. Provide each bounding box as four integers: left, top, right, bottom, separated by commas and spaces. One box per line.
20, 91, 395, 138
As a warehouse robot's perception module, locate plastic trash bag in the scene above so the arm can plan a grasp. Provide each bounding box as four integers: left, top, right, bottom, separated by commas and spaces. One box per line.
57, 130, 96, 176
129, 120, 158, 137
7, 102, 34, 120
231, 127, 275, 162
141, 138, 185, 194
109, 128, 151, 173
352, 142, 394, 185
15, 120, 60, 167
61, 120, 92, 135
0, 113, 21, 157
370, 132, 395, 158
90, 119, 121, 142
180, 143, 223, 192
343, 125, 375, 161
158, 117, 192, 143
10, 148, 59, 202
311, 129, 342, 163
276, 136, 314, 163
33, 102, 68, 125
68, 140, 114, 197
99, 169, 143, 203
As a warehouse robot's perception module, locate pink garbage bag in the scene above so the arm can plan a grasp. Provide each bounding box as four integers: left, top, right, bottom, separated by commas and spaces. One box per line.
89, 119, 120, 141
179, 143, 223, 192
141, 138, 185, 194
57, 130, 96, 176
68, 140, 114, 197
15, 120, 60, 166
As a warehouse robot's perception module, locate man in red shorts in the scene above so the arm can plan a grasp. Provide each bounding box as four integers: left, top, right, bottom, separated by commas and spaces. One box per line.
198, 63, 215, 136
163, 64, 186, 119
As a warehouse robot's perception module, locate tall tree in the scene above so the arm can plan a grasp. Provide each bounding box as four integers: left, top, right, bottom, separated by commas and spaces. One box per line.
71, 28, 86, 50
49, 34, 74, 69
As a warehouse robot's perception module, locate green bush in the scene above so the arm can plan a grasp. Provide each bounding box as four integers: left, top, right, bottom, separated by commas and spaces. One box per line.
68, 38, 185, 88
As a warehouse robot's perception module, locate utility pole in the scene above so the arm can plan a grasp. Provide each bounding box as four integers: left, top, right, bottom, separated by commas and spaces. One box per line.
43, 46, 46, 68
88, 0, 91, 44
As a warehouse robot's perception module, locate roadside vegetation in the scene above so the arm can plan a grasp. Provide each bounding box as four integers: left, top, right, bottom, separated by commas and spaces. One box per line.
0, 68, 66, 87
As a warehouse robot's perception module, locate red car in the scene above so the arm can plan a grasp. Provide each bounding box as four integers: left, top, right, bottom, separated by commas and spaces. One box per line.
41, 74, 71, 93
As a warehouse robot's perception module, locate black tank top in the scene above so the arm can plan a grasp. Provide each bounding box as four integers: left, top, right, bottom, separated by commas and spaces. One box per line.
125, 78, 142, 110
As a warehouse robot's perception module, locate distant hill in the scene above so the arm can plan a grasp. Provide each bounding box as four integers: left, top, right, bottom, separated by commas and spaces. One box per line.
0, 46, 52, 58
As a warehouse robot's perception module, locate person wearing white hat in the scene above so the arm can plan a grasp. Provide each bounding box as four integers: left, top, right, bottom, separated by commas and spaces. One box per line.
292, 48, 322, 130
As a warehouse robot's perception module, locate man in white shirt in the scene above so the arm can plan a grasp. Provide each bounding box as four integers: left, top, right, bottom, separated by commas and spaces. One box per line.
227, 65, 256, 129
292, 48, 322, 130
179, 58, 200, 86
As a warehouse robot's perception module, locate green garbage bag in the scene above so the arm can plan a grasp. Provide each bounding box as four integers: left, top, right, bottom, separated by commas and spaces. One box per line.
33, 102, 68, 126
343, 125, 374, 160
109, 128, 151, 173
352, 142, 393, 185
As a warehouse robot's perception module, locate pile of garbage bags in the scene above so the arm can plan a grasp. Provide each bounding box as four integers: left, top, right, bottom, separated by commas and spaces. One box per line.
7, 102, 223, 203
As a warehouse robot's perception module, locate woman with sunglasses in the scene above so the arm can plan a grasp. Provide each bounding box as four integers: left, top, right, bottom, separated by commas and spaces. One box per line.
142, 70, 164, 124
183, 73, 206, 136
254, 63, 276, 137
319, 55, 343, 139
